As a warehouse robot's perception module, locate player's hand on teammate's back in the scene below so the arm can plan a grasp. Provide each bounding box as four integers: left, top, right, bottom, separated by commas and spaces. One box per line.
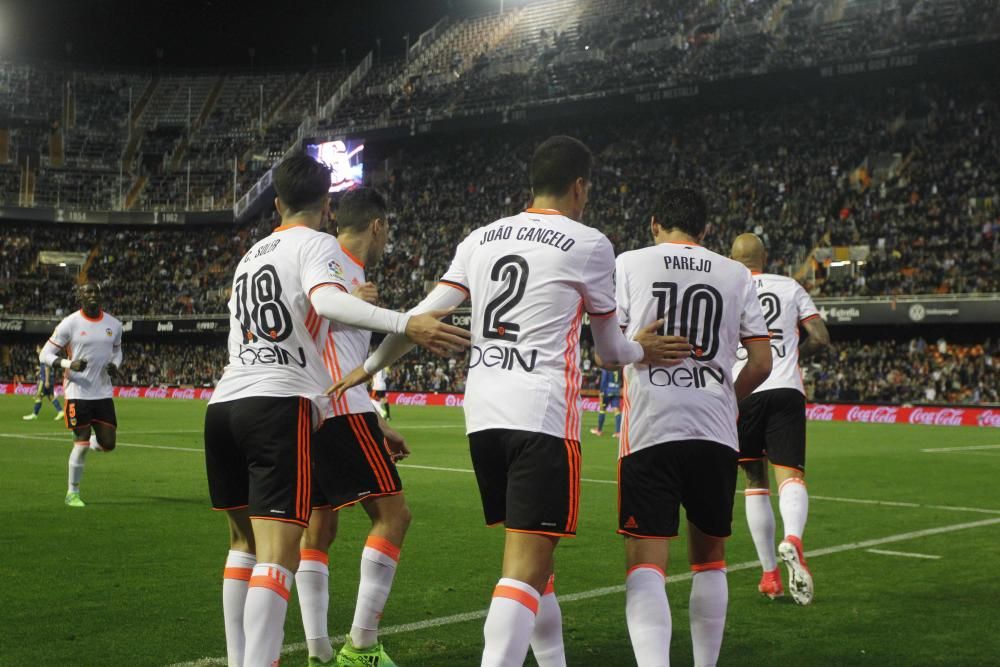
381, 423, 410, 462
634, 320, 692, 366
70, 358, 88, 372
105, 363, 119, 379
352, 281, 379, 305
405, 309, 471, 356
326, 366, 372, 400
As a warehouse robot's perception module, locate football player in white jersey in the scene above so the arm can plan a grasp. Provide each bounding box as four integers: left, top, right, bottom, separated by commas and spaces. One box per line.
204, 157, 469, 667
293, 188, 414, 666
370, 367, 390, 419
39, 281, 123, 508
333, 136, 691, 667
730, 233, 830, 605
614, 190, 772, 667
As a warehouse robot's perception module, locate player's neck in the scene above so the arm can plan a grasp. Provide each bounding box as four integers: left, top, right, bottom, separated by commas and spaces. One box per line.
529, 195, 580, 221
657, 230, 701, 246
277, 212, 323, 231
337, 233, 368, 268
81, 306, 102, 319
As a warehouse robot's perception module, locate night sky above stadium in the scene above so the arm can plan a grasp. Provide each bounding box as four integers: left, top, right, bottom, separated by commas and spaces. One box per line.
0, 0, 513, 68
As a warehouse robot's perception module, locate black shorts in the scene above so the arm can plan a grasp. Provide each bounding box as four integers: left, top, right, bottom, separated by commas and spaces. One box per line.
312, 412, 403, 510
737, 388, 807, 472
65, 398, 117, 430
618, 440, 738, 539
204, 396, 314, 526
468, 429, 581, 537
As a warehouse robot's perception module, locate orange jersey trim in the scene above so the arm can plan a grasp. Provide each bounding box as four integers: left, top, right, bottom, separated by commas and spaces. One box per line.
588, 308, 616, 319
438, 279, 470, 296
741, 335, 771, 343
365, 535, 402, 562
563, 439, 581, 534
691, 560, 727, 572
799, 313, 821, 324
309, 282, 348, 298
341, 246, 365, 268
272, 223, 306, 233
493, 585, 540, 614
524, 207, 562, 216
300, 549, 329, 565
543, 574, 555, 596
627, 563, 666, 578
79, 309, 104, 323
47, 338, 66, 350
224, 567, 254, 581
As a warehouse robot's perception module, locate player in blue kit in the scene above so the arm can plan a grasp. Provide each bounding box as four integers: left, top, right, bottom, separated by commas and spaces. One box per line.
22, 346, 65, 421
590, 368, 622, 437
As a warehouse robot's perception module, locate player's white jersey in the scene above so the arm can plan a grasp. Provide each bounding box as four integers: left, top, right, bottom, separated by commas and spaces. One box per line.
210, 224, 345, 414
323, 247, 375, 417
372, 368, 388, 392
616, 241, 768, 455
43, 310, 123, 400
440, 208, 620, 440
732, 273, 820, 396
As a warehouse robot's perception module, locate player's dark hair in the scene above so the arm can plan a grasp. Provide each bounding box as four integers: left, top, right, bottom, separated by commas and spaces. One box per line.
652, 188, 708, 238
273, 155, 331, 214
336, 188, 387, 233
530, 135, 592, 197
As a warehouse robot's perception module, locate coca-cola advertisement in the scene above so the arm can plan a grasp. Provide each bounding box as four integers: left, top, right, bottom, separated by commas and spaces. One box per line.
804, 403, 999, 428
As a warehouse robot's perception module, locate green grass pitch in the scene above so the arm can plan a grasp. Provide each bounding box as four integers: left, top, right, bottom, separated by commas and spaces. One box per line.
1, 394, 999, 666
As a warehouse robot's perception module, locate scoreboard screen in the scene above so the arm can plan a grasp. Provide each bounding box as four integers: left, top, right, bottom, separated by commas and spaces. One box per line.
306, 139, 364, 193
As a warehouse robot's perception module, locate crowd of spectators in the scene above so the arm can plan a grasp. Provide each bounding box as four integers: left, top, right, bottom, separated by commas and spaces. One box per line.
1, 335, 995, 406
1, 76, 997, 315
809, 337, 999, 405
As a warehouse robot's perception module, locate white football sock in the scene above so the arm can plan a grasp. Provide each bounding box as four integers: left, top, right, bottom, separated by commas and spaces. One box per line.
744, 489, 778, 571
68, 442, 88, 493
625, 565, 670, 667
779, 478, 809, 540
243, 563, 293, 667
223, 550, 256, 667
530, 575, 565, 667
88, 434, 105, 452
482, 577, 539, 667
690, 565, 728, 667
296, 549, 333, 662
350, 536, 400, 649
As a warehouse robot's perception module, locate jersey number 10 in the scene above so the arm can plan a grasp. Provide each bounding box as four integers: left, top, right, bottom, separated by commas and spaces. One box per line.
652, 282, 723, 361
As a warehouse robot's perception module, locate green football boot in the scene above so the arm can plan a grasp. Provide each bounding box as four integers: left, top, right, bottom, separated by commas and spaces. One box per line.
336, 635, 397, 666
65, 492, 85, 507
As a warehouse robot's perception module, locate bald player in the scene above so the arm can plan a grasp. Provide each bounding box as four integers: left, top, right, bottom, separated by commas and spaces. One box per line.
731, 233, 830, 605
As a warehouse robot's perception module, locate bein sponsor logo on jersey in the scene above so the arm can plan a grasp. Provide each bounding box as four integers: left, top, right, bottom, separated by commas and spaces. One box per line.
846, 405, 899, 423
977, 410, 1000, 428
237, 343, 307, 368
469, 344, 537, 372
648, 363, 724, 389
806, 404, 836, 421
909, 407, 965, 426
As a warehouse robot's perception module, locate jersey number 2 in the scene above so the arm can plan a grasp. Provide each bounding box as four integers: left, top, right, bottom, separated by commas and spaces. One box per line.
482, 255, 528, 342
234, 265, 294, 343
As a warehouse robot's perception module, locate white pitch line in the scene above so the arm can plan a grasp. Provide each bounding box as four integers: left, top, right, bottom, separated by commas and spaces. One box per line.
866, 549, 941, 560
5, 434, 1000, 516
920, 444, 1000, 453
165, 515, 1000, 667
